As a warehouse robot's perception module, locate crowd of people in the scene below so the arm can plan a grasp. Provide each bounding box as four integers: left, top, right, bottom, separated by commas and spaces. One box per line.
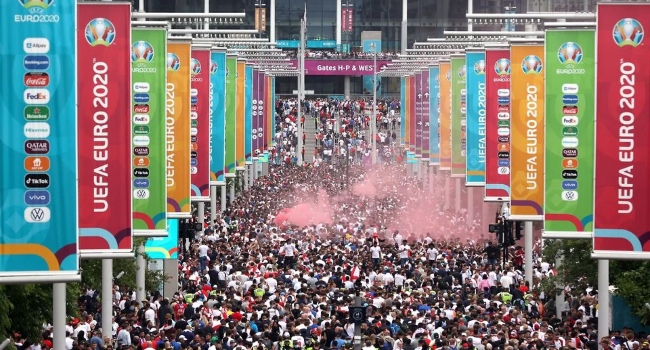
286, 50, 398, 60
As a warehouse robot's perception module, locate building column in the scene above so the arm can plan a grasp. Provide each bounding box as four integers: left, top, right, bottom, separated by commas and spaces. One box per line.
401, 0, 407, 54
336, 0, 342, 50
270, 0, 276, 43
344, 76, 351, 98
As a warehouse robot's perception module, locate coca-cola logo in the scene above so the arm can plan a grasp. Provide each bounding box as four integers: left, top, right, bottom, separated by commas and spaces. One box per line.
24, 72, 50, 87
134, 104, 150, 113
191, 105, 198, 112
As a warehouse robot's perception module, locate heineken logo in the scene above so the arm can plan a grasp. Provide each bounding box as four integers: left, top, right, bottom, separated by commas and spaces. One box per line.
24, 106, 49, 121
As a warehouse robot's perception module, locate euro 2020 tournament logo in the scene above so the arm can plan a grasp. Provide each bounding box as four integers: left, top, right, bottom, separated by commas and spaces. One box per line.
20, 0, 54, 14
474, 60, 486, 75
445, 70, 451, 81
613, 18, 644, 47
190, 58, 201, 75
458, 65, 466, 78
434, 74, 440, 84
521, 55, 543, 74
494, 58, 511, 75
85, 18, 116, 47
210, 60, 218, 75
132, 41, 154, 63
558, 42, 583, 65
167, 53, 181, 71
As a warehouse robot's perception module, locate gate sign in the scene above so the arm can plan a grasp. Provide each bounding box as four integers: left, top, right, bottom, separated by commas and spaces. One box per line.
593, 3, 650, 257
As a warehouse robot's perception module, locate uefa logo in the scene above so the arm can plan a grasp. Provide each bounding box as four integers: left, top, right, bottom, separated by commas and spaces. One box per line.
19, 0, 54, 14
494, 58, 511, 75
167, 53, 181, 71
613, 18, 644, 47
558, 42, 583, 64
434, 74, 439, 83
132, 41, 154, 62
473, 60, 486, 75
210, 60, 218, 75
458, 65, 466, 78
521, 55, 543, 74
445, 70, 451, 81
85, 18, 116, 47
190, 58, 201, 75
226, 67, 230, 77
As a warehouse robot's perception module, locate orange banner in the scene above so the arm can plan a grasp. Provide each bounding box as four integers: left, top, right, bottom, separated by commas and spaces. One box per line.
404, 76, 411, 146
166, 40, 192, 218
236, 60, 246, 167
439, 60, 452, 171
509, 44, 545, 220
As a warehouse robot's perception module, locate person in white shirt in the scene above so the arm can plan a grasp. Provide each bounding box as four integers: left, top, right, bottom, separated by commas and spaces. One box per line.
426, 244, 438, 266
280, 240, 297, 268
399, 240, 410, 266
369, 243, 382, 267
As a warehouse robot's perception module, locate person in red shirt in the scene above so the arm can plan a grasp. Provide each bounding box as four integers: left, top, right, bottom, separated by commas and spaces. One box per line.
174, 301, 186, 319
513, 246, 524, 270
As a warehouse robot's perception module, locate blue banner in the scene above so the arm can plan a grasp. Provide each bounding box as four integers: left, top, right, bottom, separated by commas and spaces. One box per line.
0, 0, 78, 281
465, 51, 486, 186
245, 65, 253, 160
400, 77, 406, 144
429, 66, 440, 165
362, 39, 382, 95
307, 40, 337, 49
210, 50, 226, 183
277, 40, 299, 49
144, 219, 179, 259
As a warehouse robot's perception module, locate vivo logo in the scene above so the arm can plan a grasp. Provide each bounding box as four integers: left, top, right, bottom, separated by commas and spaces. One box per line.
24, 190, 50, 205
562, 180, 578, 190
498, 159, 510, 167
133, 179, 150, 188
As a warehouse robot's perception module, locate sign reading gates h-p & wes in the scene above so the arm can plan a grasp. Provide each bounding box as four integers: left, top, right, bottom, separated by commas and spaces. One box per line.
78, 3, 133, 256
0, 0, 79, 281
544, 29, 595, 238
594, 4, 650, 257
132, 28, 167, 236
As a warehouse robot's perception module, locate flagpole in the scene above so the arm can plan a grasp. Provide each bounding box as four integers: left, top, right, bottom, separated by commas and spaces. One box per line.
297, 5, 306, 166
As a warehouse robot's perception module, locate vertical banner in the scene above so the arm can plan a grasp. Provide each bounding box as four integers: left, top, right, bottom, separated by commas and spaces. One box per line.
400, 77, 406, 144
190, 48, 210, 201
594, 4, 650, 256
264, 74, 271, 150
451, 55, 467, 178
362, 39, 381, 95
429, 65, 440, 165
404, 76, 411, 148
409, 75, 416, 153
544, 29, 595, 237
144, 219, 179, 259
166, 40, 191, 218
245, 64, 253, 161
0, 0, 78, 281
341, 7, 348, 34
78, 3, 132, 256
466, 50, 487, 186
131, 28, 167, 236
510, 44, 545, 221
209, 49, 226, 184
225, 54, 237, 174
261, 74, 269, 152
253, 70, 263, 155
421, 69, 430, 160
271, 76, 276, 149
439, 60, 452, 170
484, 48, 511, 201
414, 71, 422, 156
236, 59, 246, 168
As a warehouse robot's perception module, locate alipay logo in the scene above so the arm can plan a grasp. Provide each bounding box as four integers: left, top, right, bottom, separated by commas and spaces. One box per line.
23, 38, 50, 53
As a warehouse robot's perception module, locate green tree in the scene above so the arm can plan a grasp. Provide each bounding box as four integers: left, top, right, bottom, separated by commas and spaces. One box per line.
543, 239, 650, 325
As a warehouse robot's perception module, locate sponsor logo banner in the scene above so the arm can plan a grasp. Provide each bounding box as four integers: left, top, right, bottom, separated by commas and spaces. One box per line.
451, 56, 467, 177
594, 4, 650, 254
413, 72, 422, 156
428, 66, 440, 164
485, 49, 511, 200
509, 44, 545, 219
439, 61, 452, 170
544, 29, 595, 235
131, 28, 167, 233
235, 60, 246, 166
225, 56, 237, 173
190, 49, 210, 197
421, 69, 431, 160
166, 40, 192, 217
244, 65, 254, 161
466, 51, 486, 185
0, 0, 78, 278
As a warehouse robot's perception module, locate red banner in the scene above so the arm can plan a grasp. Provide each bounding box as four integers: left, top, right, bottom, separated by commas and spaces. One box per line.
77, 3, 133, 254
342, 8, 348, 33
347, 8, 354, 33
263, 74, 269, 150
484, 49, 512, 202
190, 49, 211, 200
594, 4, 650, 256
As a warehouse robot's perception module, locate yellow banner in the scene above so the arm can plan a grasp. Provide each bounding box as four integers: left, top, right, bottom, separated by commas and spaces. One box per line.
510, 44, 545, 220
236, 60, 246, 167
166, 40, 192, 218
404, 76, 411, 146
439, 61, 452, 171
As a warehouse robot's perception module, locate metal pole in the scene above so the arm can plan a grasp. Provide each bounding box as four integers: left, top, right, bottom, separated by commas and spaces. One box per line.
138, 0, 145, 22
467, 186, 474, 226
270, 0, 276, 43
53, 283, 66, 350
204, 0, 209, 30
524, 221, 533, 286
467, 0, 473, 32
136, 244, 146, 302
229, 178, 235, 203
336, 0, 342, 49
101, 259, 113, 341
220, 185, 227, 211
371, 44, 377, 164
555, 256, 564, 319
444, 175, 451, 210
353, 295, 362, 350
197, 202, 205, 237
210, 185, 217, 227
455, 178, 461, 212
598, 259, 610, 340
401, 0, 407, 54
297, 16, 305, 166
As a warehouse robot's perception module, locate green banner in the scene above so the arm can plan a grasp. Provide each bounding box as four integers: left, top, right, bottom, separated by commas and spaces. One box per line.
543, 29, 595, 235
225, 55, 237, 174
451, 55, 467, 178
131, 28, 167, 234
